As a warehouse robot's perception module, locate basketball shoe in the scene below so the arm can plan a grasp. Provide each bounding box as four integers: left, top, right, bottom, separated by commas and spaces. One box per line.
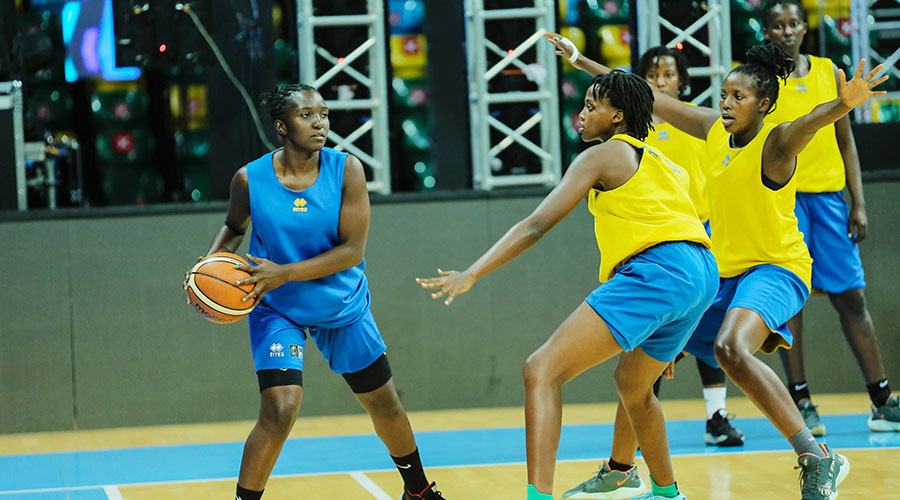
703, 409, 745, 447
561, 460, 649, 499
400, 482, 446, 500
798, 400, 826, 436
795, 444, 850, 500
868, 394, 900, 431
627, 494, 687, 500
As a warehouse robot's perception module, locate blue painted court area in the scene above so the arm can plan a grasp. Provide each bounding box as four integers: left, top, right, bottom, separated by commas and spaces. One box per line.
1, 413, 897, 496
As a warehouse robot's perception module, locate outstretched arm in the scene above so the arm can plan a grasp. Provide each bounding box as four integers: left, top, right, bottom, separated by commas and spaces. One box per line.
833, 65, 868, 241
764, 60, 888, 183
545, 33, 719, 140
417, 148, 609, 305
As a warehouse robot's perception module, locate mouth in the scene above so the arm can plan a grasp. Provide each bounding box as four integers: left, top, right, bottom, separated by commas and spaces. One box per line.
311, 134, 326, 141
721, 115, 735, 127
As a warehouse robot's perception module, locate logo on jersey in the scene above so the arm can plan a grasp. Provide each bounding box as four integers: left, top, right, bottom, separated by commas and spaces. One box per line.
269, 343, 284, 357
796, 84, 808, 93
721, 154, 731, 167
658, 130, 670, 141
293, 198, 308, 213
290, 344, 303, 359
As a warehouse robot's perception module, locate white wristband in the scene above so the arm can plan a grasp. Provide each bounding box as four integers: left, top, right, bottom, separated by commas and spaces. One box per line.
555, 36, 580, 64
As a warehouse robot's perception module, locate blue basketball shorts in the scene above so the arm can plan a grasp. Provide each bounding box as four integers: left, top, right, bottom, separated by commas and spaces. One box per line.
795, 191, 866, 294
585, 241, 719, 364
248, 302, 387, 374
684, 264, 810, 367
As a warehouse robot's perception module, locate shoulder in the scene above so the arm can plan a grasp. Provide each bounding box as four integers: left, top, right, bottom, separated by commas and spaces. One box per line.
232, 166, 249, 187
341, 154, 367, 190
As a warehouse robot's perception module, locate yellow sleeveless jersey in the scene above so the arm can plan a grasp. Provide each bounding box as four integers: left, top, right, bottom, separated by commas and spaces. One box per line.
588, 133, 711, 283
765, 55, 845, 192
644, 113, 709, 222
705, 120, 812, 288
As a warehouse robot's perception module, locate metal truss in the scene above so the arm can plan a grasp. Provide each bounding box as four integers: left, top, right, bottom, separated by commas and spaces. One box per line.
636, 0, 732, 107
464, 0, 562, 190
851, 0, 900, 121
296, 0, 391, 193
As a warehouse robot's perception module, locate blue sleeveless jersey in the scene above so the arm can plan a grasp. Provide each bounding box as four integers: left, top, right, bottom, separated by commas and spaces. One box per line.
246, 147, 370, 328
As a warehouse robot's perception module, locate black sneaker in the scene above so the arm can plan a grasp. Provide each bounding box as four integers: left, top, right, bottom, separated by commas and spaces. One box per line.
400, 482, 446, 500
795, 444, 850, 500
704, 409, 745, 447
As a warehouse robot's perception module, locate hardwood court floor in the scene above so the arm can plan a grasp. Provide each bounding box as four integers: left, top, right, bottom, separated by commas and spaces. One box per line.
1, 394, 898, 500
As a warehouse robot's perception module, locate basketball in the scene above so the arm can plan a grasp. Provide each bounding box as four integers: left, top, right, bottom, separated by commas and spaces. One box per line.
186, 252, 257, 323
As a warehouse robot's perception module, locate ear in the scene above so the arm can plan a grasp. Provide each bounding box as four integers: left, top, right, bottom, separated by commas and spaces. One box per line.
611, 108, 624, 125
274, 119, 287, 136
758, 97, 772, 115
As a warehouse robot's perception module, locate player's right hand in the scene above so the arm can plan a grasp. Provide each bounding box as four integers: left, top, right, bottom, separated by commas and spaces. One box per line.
416, 269, 475, 306
544, 32, 575, 61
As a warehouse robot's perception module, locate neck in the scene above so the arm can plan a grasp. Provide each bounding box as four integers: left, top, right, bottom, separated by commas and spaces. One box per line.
790, 51, 809, 78
730, 120, 765, 148
278, 144, 320, 172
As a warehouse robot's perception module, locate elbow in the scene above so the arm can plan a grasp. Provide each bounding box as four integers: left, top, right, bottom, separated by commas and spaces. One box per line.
523, 218, 550, 242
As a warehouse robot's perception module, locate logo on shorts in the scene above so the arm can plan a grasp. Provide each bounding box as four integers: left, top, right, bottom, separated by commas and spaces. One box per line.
290, 344, 302, 359
269, 343, 284, 357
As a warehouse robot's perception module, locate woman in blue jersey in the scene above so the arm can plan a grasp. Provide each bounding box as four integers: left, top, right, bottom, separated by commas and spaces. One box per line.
199, 84, 446, 500
420, 71, 719, 500
762, 0, 900, 435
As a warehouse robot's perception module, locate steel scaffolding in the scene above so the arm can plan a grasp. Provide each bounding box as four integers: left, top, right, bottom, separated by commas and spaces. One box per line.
296, 0, 391, 194
850, 0, 900, 121
636, 0, 732, 107
464, 0, 562, 190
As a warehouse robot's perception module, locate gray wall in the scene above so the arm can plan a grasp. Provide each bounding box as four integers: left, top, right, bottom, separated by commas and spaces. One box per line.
1, 184, 898, 433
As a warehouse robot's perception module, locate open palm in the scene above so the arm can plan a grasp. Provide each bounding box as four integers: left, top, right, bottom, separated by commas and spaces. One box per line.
839, 59, 889, 108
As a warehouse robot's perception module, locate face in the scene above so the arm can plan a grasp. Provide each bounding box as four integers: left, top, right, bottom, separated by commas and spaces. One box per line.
763, 3, 807, 54
719, 72, 770, 134
275, 90, 329, 150
578, 86, 623, 142
643, 55, 682, 99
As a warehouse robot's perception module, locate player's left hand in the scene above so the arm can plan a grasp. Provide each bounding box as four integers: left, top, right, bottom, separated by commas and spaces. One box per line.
235, 254, 288, 303
416, 269, 475, 306
848, 203, 868, 242
838, 59, 889, 109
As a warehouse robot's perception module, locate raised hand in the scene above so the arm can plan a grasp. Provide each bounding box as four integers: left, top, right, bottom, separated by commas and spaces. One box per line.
839, 59, 889, 109
235, 254, 288, 304
544, 32, 580, 64
416, 269, 476, 306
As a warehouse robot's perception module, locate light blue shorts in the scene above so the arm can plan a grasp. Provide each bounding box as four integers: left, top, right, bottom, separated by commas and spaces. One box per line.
585, 241, 719, 363
795, 191, 866, 294
684, 264, 810, 367
248, 302, 386, 374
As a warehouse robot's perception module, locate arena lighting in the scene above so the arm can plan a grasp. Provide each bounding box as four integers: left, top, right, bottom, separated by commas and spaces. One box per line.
159, 43, 167, 52
676, 42, 684, 50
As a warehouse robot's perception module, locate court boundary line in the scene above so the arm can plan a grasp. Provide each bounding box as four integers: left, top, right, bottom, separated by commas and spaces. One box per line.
0, 445, 896, 495
104, 485, 124, 500
349, 471, 394, 500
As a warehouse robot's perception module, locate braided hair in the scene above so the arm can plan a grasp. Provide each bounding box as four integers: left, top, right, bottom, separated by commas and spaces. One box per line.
259, 84, 319, 123
730, 43, 794, 115
590, 70, 654, 141
637, 46, 691, 96
761, 0, 807, 29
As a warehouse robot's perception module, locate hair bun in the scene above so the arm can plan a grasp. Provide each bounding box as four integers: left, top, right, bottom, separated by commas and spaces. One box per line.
745, 43, 794, 82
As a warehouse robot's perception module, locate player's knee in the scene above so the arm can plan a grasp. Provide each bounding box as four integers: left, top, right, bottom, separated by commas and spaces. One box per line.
613, 368, 649, 405
522, 352, 547, 388
714, 337, 745, 371
259, 396, 300, 434
362, 389, 405, 419
832, 288, 868, 318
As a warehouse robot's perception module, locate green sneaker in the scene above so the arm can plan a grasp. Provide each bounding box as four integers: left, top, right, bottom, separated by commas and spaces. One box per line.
798, 401, 826, 437
795, 444, 850, 500
868, 394, 900, 432
561, 460, 649, 499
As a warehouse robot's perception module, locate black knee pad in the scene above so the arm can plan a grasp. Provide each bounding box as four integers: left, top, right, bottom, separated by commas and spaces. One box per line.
257, 368, 303, 392
342, 354, 392, 394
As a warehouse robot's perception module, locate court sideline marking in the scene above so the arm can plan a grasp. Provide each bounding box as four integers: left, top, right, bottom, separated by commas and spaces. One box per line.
104, 485, 124, 500
349, 471, 394, 500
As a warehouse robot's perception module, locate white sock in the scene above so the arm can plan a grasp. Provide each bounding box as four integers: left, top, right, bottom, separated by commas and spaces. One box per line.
703, 386, 727, 419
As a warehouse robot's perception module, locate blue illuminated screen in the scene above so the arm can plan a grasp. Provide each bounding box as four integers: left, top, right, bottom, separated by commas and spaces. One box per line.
62, 0, 141, 82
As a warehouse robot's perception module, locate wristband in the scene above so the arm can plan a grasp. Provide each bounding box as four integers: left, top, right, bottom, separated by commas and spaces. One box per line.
554, 36, 580, 64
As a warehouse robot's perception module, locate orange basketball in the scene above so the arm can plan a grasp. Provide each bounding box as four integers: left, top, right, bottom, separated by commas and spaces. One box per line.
186, 252, 257, 323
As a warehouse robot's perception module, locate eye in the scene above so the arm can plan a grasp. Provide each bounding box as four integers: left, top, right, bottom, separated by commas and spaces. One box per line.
301, 112, 311, 118
735, 94, 743, 101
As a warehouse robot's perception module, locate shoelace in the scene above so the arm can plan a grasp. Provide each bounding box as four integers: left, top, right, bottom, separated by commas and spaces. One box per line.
795, 457, 827, 495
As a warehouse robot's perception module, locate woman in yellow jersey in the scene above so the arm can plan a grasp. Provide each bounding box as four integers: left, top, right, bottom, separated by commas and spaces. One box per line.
762, 0, 900, 435
548, 44, 741, 500
548, 38, 887, 499
418, 71, 718, 500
